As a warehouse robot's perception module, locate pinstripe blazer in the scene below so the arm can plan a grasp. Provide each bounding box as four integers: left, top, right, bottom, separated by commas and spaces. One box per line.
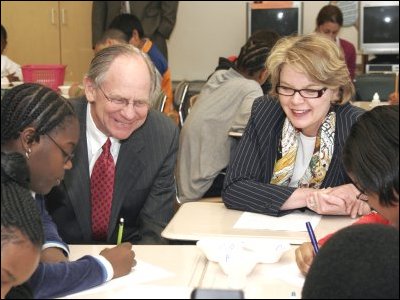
222, 96, 365, 216
45, 98, 179, 244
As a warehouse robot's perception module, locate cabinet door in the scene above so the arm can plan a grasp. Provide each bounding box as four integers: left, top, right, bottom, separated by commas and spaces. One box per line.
59, 1, 93, 82
1, 1, 60, 65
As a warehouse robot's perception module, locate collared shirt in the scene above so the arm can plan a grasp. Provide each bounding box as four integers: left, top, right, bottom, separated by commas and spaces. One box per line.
86, 104, 121, 175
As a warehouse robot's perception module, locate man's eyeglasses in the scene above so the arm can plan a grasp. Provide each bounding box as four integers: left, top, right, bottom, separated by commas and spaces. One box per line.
276, 85, 328, 99
98, 85, 150, 109
46, 134, 74, 163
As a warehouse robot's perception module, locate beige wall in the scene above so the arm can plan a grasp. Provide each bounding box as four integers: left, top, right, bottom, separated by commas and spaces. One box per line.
168, 1, 360, 81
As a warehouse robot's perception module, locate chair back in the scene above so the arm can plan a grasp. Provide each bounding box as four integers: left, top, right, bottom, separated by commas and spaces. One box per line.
152, 91, 167, 112
179, 92, 197, 128
173, 80, 190, 109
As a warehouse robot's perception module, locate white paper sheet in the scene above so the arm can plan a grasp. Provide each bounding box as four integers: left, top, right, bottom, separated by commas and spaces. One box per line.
60, 259, 174, 298
233, 210, 321, 231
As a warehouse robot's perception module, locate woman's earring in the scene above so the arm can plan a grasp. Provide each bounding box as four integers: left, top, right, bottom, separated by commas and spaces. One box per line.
25, 148, 32, 160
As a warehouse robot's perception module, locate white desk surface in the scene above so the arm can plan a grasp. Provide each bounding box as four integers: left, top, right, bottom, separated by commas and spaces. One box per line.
63, 245, 206, 299
162, 202, 355, 244
64, 244, 304, 299
351, 101, 390, 110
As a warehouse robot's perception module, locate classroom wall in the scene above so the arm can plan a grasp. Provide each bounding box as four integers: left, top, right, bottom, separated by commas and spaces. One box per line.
168, 1, 360, 81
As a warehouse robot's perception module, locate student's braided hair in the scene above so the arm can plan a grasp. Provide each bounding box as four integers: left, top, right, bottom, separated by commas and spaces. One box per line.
1, 152, 44, 248
236, 39, 274, 77
1, 83, 76, 144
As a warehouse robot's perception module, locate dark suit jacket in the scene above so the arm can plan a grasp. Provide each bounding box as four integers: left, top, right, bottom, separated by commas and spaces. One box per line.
46, 98, 179, 244
92, 1, 178, 59
222, 96, 365, 216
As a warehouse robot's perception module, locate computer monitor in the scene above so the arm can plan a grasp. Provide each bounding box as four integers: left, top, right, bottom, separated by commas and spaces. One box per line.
247, 3, 302, 38
360, 1, 399, 54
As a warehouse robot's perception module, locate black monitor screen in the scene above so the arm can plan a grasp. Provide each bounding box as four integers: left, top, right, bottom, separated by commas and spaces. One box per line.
364, 6, 399, 43
251, 8, 299, 37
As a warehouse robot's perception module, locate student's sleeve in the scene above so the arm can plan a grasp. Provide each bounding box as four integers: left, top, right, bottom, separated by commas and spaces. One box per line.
36, 195, 70, 256
28, 256, 108, 299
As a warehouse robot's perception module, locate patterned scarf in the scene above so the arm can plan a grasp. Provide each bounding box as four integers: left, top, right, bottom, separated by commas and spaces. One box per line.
270, 112, 336, 188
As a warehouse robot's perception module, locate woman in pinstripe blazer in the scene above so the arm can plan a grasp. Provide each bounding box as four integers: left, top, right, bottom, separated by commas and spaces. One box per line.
222, 34, 371, 218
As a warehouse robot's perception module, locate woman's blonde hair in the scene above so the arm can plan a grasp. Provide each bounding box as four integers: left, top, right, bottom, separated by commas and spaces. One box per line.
267, 33, 354, 104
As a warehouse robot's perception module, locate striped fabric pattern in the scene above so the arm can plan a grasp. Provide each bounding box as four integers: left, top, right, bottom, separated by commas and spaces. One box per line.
222, 95, 364, 216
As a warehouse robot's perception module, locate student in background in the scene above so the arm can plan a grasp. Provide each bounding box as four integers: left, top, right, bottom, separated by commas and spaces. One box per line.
315, 5, 356, 80
68, 29, 131, 98
1, 24, 22, 85
94, 28, 129, 54
108, 13, 178, 124
45, 45, 178, 246
1, 153, 44, 299
92, 1, 178, 61
1, 83, 135, 298
296, 105, 399, 275
177, 38, 276, 202
223, 34, 371, 218
302, 224, 399, 299
208, 29, 281, 94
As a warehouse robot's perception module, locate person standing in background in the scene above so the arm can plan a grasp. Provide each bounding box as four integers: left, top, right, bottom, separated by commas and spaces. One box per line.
315, 5, 356, 80
92, 1, 178, 61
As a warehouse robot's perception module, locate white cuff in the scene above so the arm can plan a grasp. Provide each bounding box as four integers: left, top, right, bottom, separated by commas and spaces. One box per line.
92, 255, 114, 282
42, 242, 70, 257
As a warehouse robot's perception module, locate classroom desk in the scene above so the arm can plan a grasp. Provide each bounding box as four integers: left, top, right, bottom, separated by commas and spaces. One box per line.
351, 101, 390, 110
64, 245, 304, 299
162, 202, 355, 244
200, 246, 303, 299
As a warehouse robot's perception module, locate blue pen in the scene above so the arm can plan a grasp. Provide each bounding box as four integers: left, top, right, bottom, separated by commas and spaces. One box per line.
306, 221, 319, 254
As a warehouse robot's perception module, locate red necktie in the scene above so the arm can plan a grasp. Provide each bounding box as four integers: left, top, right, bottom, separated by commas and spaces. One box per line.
91, 138, 115, 241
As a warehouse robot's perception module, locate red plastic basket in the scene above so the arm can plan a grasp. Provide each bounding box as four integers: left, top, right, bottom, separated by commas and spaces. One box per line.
22, 64, 66, 91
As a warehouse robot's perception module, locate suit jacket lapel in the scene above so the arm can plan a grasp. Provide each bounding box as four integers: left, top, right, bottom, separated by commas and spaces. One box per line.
107, 126, 146, 239
65, 100, 92, 240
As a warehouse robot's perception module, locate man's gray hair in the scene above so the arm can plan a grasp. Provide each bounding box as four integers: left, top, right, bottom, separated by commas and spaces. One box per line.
86, 44, 157, 99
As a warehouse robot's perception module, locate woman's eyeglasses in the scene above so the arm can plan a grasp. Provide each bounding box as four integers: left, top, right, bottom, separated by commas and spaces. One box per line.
46, 134, 74, 163
276, 85, 328, 98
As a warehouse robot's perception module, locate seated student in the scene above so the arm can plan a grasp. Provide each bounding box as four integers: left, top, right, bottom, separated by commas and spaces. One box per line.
208, 29, 280, 94
1, 153, 44, 299
1, 83, 135, 299
315, 5, 356, 80
177, 39, 274, 202
108, 14, 178, 124
1, 24, 23, 85
222, 34, 371, 218
296, 105, 399, 275
94, 28, 129, 54
302, 224, 399, 299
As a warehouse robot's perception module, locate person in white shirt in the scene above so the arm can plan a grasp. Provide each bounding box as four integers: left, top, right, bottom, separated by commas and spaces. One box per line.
1, 24, 22, 85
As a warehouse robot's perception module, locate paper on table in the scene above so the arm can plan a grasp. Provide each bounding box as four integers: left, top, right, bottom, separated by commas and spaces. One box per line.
260, 260, 305, 288
60, 259, 174, 298
234, 210, 321, 231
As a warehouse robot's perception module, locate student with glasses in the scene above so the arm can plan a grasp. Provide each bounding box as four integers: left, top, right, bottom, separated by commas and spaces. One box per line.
1, 83, 135, 298
223, 34, 371, 218
45, 44, 179, 247
296, 105, 398, 279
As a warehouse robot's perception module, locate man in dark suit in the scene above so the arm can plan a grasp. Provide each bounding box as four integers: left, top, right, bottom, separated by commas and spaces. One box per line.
92, 1, 178, 60
46, 44, 179, 245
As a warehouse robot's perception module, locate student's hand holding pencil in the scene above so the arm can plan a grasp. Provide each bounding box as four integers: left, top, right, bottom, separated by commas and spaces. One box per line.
295, 242, 316, 276
100, 242, 136, 278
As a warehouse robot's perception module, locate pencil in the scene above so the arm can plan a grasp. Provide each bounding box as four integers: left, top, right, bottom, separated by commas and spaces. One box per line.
306, 221, 319, 254
117, 217, 124, 245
